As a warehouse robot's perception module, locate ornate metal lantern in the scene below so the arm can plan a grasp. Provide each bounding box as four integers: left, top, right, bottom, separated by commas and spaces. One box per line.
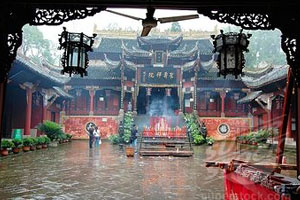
58, 27, 96, 77
211, 30, 251, 78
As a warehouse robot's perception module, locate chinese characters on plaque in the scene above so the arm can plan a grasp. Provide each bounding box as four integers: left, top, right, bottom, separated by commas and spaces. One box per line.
140, 67, 178, 85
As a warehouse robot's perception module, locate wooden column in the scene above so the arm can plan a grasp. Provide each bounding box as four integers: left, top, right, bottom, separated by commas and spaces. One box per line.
89, 89, 95, 115
193, 60, 199, 112
287, 111, 293, 138
220, 91, 226, 117
24, 85, 33, 136
146, 87, 152, 109
42, 93, 48, 122
296, 87, 300, 177
276, 68, 293, 164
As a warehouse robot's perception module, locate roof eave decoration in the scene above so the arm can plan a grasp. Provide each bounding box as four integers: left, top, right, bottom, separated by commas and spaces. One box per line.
182, 60, 197, 71
169, 41, 199, 58
124, 59, 138, 70
121, 40, 152, 58
103, 54, 121, 69
199, 54, 217, 72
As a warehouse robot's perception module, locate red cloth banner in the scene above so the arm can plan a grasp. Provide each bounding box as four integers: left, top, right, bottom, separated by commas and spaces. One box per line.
224, 171, 291, 200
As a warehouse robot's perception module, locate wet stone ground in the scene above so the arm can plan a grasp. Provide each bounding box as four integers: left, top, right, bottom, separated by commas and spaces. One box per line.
0, 141, 296, 200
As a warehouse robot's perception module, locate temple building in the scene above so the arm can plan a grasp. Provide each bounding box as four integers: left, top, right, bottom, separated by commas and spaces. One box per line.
2, 29, 291, 141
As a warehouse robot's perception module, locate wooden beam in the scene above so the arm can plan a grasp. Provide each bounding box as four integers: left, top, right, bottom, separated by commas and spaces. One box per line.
205, 161, 297, 171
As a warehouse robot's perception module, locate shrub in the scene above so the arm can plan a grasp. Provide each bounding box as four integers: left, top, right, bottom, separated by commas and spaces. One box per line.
66, 134, 72, 140
1, 140, 14, 149
58, 133, 67, 142
44, 136, 51, 144
32, 137, 38, 146
37, 121, 64, 141
23, 137, 34, 147
193, 134, 205, 145
122, 112, 134, 144
12, 138, 23, 148
206, 137, 215, 145
109, 135, 120, 144
37, 137, 45, 145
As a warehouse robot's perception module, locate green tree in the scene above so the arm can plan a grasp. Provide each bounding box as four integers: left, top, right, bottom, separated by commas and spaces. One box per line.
170, 22, 182, 32
21, 25, 57, 65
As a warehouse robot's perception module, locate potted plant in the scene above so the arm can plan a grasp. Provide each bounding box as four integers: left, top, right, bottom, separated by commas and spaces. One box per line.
125, 146, 134, 157
1, 140, 14, 156
206, 137, 215, 146
66, 134, 72, 142
43, 136, 50, 148
22, 137, 33, 152
30, 137, 38, 151
37, 120, 64, 142
12, 138, 23, 154
36, 137, 45, 149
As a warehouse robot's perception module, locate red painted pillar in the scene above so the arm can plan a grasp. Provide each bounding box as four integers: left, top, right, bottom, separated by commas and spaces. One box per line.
220, 91, 226, 117
276, 68, 293, 164
24, 87, 33, 136
89, 89, 95, 115
43, 107, 47, 122
43, 95, 48, 122
286, 111, 292, 138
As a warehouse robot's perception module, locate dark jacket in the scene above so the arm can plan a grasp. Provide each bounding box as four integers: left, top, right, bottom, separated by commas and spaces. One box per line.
88, 127, 95, 137
130, 127, 138, 142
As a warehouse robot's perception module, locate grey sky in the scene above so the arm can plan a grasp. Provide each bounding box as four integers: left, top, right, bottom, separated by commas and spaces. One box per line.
38, 8, 224, 43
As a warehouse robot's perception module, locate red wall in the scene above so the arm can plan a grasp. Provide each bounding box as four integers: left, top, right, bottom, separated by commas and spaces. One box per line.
63, 116, 119, 139
200, 117, 251, 140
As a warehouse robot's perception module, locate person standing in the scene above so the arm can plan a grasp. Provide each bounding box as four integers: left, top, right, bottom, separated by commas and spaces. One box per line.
130, 124, 138, 150
87, 125, 95, 148
94, 126, 101, 148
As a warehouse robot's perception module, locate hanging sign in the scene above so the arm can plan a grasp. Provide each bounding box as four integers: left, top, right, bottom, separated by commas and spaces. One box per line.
139, 67, 178, 85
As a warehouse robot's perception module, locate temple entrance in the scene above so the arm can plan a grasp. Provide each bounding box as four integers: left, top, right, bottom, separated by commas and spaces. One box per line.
137, 87, 179, 116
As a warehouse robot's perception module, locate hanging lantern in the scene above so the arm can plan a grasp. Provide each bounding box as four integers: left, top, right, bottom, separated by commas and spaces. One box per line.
58, 27, 97, 77
211, 30, 251, 78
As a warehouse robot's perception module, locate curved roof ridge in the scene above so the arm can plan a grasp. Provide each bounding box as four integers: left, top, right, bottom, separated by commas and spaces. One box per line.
103, 53, 121, 67
242, 65, 289, 89
169, 41, 199, 58
137, 34, 183, 46
243, 64, 274, 77
200, 54, 217, 71
15, 53, 69, 85
121, 40, 152, 57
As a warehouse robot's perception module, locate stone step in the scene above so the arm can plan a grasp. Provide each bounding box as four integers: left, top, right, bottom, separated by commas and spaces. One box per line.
139, 150, 193, 157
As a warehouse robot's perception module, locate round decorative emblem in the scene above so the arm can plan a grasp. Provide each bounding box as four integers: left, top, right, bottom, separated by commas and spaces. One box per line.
85, 122, 96, 132
218, 123, 230, 135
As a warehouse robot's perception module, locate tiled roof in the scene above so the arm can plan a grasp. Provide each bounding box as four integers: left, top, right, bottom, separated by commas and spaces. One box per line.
91, 36, 213, 55
53, 86, 73, 99
242, 65, 288, 89
11, 54, 70, 85
237, 91, 263, 104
